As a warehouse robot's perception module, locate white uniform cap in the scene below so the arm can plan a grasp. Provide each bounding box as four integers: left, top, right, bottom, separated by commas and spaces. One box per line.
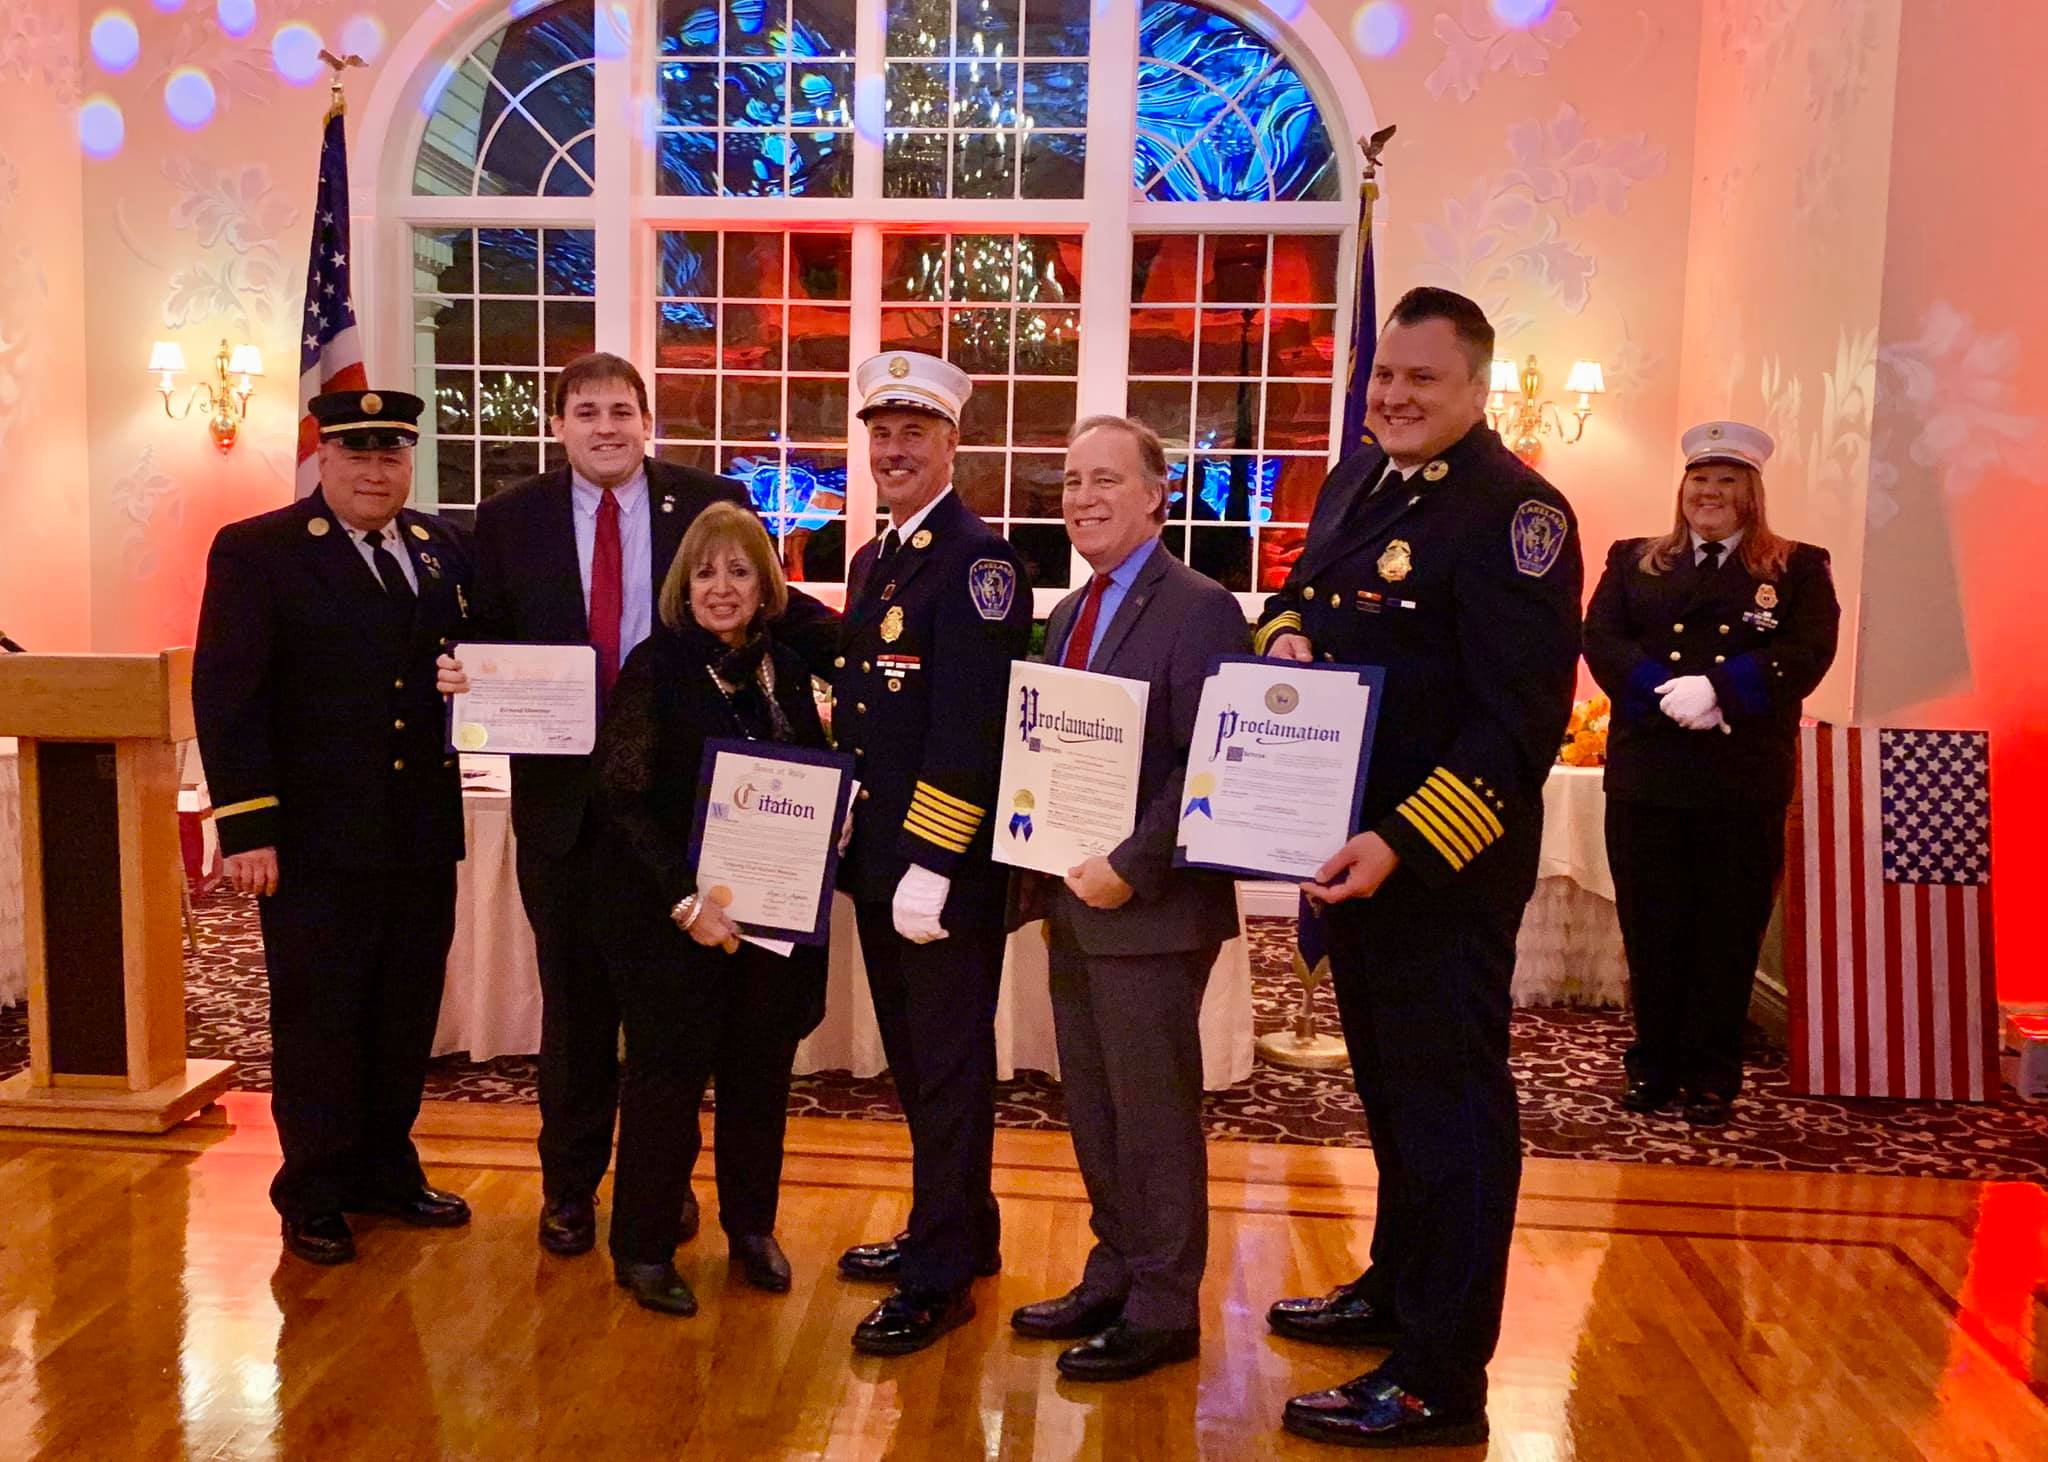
1681, 420, 1774, 472
855, 351, 972, 427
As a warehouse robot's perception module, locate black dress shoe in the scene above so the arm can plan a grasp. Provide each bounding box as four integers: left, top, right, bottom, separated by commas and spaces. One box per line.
1266, 1277, 1402, 1348
282, 1213, 356, 1266
344, 1186, 471, 1228
1055, 1320, 1199, 1381
1282, 1373, 1488, 1449
680, 1191, 701, 1244
1620, 1073, 1678, 1114
729, 1233, 792, 1292
838, 1232, 1001, 1283
1683, 1090, 1734, 1126
1011, 1285, 1126, 1340
851, 1286, 975, 1356
539, 1194, 596, 1257
614, 1259, 698, 1316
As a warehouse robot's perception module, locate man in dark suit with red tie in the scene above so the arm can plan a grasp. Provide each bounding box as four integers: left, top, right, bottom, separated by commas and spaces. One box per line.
438, 353, 839, 1257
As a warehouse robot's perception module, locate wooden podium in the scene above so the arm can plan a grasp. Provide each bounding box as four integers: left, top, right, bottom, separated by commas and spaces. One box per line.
0, 651, 234, 1130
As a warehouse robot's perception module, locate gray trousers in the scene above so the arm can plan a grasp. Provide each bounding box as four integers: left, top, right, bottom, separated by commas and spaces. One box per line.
1046, 932, 1218, 1330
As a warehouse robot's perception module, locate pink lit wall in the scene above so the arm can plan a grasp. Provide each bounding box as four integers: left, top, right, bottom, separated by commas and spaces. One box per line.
0, 0, 92, 651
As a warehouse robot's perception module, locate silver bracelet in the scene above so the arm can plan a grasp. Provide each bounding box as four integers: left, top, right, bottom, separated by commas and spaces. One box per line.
672, 893, 702, 930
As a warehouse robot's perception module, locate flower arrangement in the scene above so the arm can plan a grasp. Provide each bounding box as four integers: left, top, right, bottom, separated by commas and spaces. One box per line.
1558, 692, 1610, 766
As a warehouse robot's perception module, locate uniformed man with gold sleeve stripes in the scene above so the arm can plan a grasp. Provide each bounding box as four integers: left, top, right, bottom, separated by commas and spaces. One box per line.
831, 351, 1032, 1356
1254, 291, 1582, 1451
193, 390, 475, 1268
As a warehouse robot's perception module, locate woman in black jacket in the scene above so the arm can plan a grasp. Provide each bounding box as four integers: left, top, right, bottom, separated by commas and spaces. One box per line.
593, 502, 833, 1314
1583, 421, 1839, 1126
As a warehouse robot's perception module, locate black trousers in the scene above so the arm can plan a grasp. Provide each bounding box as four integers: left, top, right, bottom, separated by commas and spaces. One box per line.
854, 902, 1004, 1294
1326, 893, 1522, 1414
517, 829, 620, 1203
1607, 796, 1786, 1098
1047, 931, 1217, 1330
607, 942, 806, 1264
258, 863, 456, 1222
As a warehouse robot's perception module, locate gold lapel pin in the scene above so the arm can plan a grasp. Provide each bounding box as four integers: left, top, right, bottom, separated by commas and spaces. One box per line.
1422, 460, 1449, 482
307, 518, 330, 537
911, 528, 933, 550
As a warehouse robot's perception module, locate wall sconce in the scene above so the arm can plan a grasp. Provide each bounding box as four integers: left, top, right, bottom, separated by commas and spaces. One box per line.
149, 338, 264, 454
1486, 354, 1604, 464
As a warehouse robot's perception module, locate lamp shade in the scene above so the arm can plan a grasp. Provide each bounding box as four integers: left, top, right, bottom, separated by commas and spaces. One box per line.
148, 341, 186, 374
1488, 358, 1520, 394
227, 345, 264, 377
1564, 360, 1606, 395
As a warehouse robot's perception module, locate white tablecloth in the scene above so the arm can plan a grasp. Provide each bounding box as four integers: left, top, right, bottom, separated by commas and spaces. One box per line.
439, 781, 1256, 1089
1, 740, 23, 1008
1512, 765, 1628, 1008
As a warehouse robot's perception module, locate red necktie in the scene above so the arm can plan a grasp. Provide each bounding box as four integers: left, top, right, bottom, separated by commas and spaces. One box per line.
590, 490, 623, 695
1061, 574, 1111, 670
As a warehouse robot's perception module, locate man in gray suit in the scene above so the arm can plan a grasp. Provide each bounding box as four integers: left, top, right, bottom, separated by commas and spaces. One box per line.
1009, 415, 1251, 1381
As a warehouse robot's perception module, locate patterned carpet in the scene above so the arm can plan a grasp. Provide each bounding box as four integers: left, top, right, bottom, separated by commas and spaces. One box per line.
6, 890, 2048, 1183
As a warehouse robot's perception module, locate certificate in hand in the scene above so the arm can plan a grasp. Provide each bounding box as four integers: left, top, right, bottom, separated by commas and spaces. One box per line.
992, 660, 1149, 876
1174, 656, 1384, 881
688, 739, 854, 945
448, 642, 597, 756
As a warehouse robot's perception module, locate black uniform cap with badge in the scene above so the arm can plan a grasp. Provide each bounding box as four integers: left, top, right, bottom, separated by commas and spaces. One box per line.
309, 389, 425, 450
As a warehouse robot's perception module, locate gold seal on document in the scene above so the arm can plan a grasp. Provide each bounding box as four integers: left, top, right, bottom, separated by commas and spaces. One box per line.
454, 722, 490, 751
307, 517, 330, 537
1265, 682, 1300, 714
881, 605, 905, 643
1377, 539, 1413, 583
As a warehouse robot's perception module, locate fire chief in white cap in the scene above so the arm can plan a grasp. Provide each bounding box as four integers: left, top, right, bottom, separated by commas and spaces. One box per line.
832, 350, 1033, 1356
1583, 419, 1840, 1125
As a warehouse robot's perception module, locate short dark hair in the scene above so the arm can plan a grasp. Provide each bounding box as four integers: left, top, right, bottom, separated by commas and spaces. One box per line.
1385, 287, 1494, 376
552, 352, 649, 419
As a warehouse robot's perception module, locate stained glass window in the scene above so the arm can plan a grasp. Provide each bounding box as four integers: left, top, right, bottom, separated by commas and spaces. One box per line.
656, 0, 857, 198
1127, 232, 1339, 590
1134, 1, 1339, 204
413, 227, 598, 518
414, 0, 596, 197
652, 230, 855, 581
883, 0, 1091, 200
879, 232, 1083, 587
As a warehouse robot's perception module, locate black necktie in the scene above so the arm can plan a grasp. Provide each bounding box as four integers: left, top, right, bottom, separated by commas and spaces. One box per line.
868, 528, 901, 600
366, 530, 416, 607
1698, 539, 1725, 571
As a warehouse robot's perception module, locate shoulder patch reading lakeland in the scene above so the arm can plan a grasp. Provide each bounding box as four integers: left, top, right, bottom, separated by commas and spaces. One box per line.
1510, 500, 1568, 578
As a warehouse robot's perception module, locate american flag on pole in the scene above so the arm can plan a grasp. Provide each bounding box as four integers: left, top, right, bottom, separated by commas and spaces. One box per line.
296, 94, 365, 497
1786, 725, 1997, 1100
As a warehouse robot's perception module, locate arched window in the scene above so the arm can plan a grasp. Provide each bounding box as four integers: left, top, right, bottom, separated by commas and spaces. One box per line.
380, 0, 1364, 607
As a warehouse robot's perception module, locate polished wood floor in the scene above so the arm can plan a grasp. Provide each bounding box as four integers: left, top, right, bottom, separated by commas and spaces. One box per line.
2, 1095, 2045, 1459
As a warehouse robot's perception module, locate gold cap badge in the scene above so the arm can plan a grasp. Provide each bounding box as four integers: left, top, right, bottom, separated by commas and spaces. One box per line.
409, 523, 430, 540
881, 605, 905, 643
1377, 539, 1413, 583
888, 357, 911, 378
1422, 460, 1449, 482
361, 392, 382, 414
307, 517, 330, 537
911, 528, 932, 550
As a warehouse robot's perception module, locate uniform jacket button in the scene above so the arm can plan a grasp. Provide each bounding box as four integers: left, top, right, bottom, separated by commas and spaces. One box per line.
394, 677, 405, 690
1322, 652, 1335, 661
834, 655, 846, 669
443, 757, 455, 769
393, 758, 406, 771
1301, 584, 1315, 600
1715, 654, 1726, 664
1719, 624, 1730, 634
856, 702, 867, 714
863, 661, 872, 672
857, 787, 870, 801
1668, 651, 1682, 662
1672, 622, 1685, 633
1329, 593, 1341, 607
393, 718, 406, 731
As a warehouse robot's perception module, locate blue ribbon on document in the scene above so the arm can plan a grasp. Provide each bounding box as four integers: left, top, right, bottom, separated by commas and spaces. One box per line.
1009, 812, 1033, 840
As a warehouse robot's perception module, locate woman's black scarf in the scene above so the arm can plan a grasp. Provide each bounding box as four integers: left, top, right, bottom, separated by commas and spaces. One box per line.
679, 618, 792, 743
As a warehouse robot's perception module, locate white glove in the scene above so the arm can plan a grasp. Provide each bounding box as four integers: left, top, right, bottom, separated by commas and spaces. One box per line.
1655, 675, 1720, 730
892, 864, 951, 944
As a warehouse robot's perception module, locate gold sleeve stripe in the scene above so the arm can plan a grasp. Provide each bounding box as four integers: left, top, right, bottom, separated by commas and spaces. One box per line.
904, 811, 974, 854
214, 795, 280, 820
1409, 785, 1483, 862
1414, 780, 1491, 854
913, 781, 984, 820
1395, 803, 1467, 871
1252, 611, 1304, 655
1429, 769, 1505, 841
908, 796, 979, 840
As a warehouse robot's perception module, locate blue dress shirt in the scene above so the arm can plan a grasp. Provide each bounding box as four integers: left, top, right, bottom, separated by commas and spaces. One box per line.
1060, 536, 1158, 670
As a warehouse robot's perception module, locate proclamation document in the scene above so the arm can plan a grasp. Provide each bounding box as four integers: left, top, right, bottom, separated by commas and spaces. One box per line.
448, 643, 597, 755
992, 661, 1149, 877
688, 739, 854, 945
1175, 656, 1384, 881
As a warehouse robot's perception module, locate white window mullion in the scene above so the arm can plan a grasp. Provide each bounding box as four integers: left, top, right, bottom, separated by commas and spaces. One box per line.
1070, 0, 1141, 588
846, 224, 884, 557
591, 12, 635, 360
853, 0, 885, 202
